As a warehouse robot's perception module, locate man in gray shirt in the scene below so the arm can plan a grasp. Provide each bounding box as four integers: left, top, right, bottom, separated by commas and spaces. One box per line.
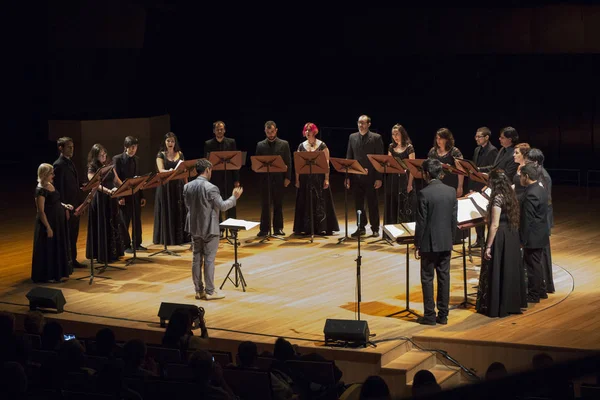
184, 159, 244, 300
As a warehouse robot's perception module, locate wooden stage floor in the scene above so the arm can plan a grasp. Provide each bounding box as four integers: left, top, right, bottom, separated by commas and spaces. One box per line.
1, 176, 600, 385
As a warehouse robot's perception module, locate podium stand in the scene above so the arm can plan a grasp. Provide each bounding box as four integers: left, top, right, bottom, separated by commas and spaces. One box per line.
219, 218, 259, 292
367, 154, 406, 246
76, 164, 116, 284
251, 155, 288, 243
329, 158, 367, 244
143, 170, 180, 257
208, 151, 243, 246
456, 159, 489, 187
112, 174, 152, 266
293, 151, 328, 243
383, 222, 421, 319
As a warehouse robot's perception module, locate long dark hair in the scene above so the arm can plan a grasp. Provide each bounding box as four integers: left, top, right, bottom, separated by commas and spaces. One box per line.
87, 143, 107, 170
434, 128, 454, 151
159, 132, 181, 153
391, 124, 411, 148
487, 169, 520, 230
162, 309, 192, 349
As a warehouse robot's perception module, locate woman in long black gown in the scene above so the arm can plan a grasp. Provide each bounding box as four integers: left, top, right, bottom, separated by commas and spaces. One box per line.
293, 122, 339, 235
386, 124, 416, 224
32, 163, 73, 283
512, 143, 531, 202
476, 169, 526, 317
153, 132, 188, 245
85, 144, 124, 263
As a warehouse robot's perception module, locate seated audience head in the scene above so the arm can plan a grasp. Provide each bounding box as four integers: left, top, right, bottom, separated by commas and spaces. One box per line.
123, 339, 147, 369
238, 341, 258, 368
188, 349, 215, 385
41, 320, 64, 351
422, 158, 444, 182
162, 308, 193, 348
0, 311, 16, 339
485, 361, 508, 380
273, 337, 296, 362
58, 339, 86, 372
1, 361, 28, 399
95, 327, 116, 357
412, 369, 442, 397
499, 126, 519, 147
24, 310, 45, 335
532, 353, 554, 370
359, 375, 391, 400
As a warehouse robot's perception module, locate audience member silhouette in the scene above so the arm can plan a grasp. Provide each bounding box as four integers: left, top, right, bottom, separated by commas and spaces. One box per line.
358, 375, 391, 400
485, 362, 508, 380
412, 369, 442, 398
188, 349, 236, 399
23, 310, 45, 335
41, 321, 64, 351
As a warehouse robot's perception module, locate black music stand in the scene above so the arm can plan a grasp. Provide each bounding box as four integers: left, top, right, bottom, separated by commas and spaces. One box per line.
143, 170, 180, 257
250, 155, 288, 243
219, 218, 260, 292
367, 154, 406, 246
383, 222, 421, 319
112, 174, 152, 266
330, 157, 367, 244
293, 151, 328, 243
208, 151, 243, 246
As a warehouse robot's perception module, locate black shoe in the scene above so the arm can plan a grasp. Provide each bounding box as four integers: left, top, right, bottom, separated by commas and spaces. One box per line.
125, 247, 134, 254
350, 229, 366, 238
526, 295, 540, 303
436, 316, 448, 325
257, 231, 268, 237
72, 261, 86, 269
370, 229, 379, 238
219, 230, 225, 239
540, 292, 548, 299
136, 245, 148, 251
416, 317, 436, 326
274, 230, 285, 236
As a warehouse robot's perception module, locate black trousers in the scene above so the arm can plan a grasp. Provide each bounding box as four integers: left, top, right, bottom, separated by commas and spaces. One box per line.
352, 176, 380, 231
67, 212, 80, 263
119, 194, 142, 248
260, 176, 284, 232
524, 248, 544, 300
420, 251, 451, 321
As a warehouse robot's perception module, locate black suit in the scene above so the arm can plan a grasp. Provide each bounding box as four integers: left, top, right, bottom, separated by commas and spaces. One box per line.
471, 142, 498, 242
480, 145, 517, 181
255, 137, 292, 232
346, 131, 385, 231
113, 152, 144, 248
204, 137, 240, 221
520, 182, 549, 301
415, 180, 457, 322
53, 155, 82, 264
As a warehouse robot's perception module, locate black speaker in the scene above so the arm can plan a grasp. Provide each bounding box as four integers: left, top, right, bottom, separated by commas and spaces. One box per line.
26, 287, 66, 313
157, 302, 203, 328
323, 319, 370, 347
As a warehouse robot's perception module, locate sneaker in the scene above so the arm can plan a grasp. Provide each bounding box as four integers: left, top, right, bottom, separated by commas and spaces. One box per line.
205, 290, 225, 300
195, 290, 206, 300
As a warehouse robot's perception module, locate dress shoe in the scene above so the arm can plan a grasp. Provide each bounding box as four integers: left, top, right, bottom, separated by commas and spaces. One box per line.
350, 229, 366, 238
124, 247, 134, 254
136, 245, 148, 251
416, 317, 436, 326
72, 261, 86, 269
526, 295, 540, 303
370, 229, 380, 238
195, 290, 206, 300
274, 230, 285, 236
257, 231, 268, 237
436, 316, 448, 325
540, 292, 548, 299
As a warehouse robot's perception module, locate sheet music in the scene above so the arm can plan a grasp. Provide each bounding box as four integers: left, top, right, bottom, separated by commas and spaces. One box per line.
484, 187, 491, 197
220, 218, 260, 230
457, 198, 484, 223
468, 192, 489, 211
383, 223, 415, 239
403, 222, 416, 235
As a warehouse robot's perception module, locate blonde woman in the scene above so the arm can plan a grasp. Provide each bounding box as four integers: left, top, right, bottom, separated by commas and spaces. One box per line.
32, 163, 73, 283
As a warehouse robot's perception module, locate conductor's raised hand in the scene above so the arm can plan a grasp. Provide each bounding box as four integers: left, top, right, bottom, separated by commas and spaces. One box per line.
233, 186, 244, 199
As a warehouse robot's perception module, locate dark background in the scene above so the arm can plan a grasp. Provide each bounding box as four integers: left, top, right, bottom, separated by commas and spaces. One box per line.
5, 1, 600, 183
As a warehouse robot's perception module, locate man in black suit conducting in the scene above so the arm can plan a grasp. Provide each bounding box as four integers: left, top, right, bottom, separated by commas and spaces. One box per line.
255, 120, 292, 237
415, 159, 457, 325
204, 121, 241, 237
479, 126, 519, 181
470, 127, 498, 248
519, 163, 549, 303
53, 137, 84, 268
345, 115, 384, 237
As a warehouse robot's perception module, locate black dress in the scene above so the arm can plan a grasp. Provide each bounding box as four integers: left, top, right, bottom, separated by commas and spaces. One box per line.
513, 169, 526, 202
476, 195, 527, 317
293, 141, 340, 235
153, 151, 188, 245
386, 143, 415, 224
31, 187, 72, 283
85, 165, 124, 263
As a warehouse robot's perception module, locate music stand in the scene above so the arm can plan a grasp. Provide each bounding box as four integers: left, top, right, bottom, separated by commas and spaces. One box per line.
76, 164, 115, 284
219, 218, 260, 292
456, 159, 489, 186
367, 154, 406, 246
112, 174, 152, 266
142, 170, 180, 257
208, 151, 243, 246
383, 222, 420, 319
329, 158, 367, 244
250, 155, 288, 243
293, 151, 328, 243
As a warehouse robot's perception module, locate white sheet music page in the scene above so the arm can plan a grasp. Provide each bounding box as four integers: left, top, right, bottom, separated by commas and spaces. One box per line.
403, 222, 416, 235
221, 218, 260, 230
457, 198, 484, 223
383, 224, 406, 239
468, 192, 489, 211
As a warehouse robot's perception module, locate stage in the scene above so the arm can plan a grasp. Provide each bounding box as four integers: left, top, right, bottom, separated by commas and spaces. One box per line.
1, 175, 599, 397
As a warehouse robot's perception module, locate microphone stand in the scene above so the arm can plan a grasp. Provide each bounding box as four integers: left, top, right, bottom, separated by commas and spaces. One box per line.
356, 210, 363, 321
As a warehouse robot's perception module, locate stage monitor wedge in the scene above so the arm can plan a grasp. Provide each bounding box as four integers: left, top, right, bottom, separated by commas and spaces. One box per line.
157, 302, 203, 328
323, 318, 370, 348
26, 287, 66, 313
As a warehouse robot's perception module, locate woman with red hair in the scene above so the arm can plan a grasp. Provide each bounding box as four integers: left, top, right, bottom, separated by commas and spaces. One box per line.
293, 123, 339, 236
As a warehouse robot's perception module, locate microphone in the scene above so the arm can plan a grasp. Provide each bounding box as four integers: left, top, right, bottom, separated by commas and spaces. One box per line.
357, 210, 362, 226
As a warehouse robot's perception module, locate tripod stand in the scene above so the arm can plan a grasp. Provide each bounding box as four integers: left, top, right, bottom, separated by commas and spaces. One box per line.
220, 229, 246, 291
330, 158, 367, 244
251, 155, 288, 243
